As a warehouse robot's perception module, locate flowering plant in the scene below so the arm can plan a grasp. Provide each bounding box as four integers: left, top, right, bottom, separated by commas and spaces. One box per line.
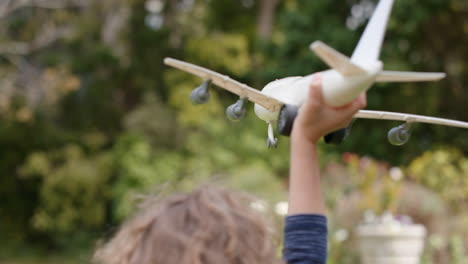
342, 153, 403, 215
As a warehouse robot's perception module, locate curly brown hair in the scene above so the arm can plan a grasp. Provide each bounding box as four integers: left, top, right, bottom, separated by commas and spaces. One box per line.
94, 185, 282, 264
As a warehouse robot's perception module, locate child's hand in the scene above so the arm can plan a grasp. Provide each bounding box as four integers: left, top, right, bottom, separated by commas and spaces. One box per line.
292, 73, 367, 144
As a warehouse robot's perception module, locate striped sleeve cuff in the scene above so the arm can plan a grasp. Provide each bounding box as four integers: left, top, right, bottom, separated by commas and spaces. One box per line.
283, 214, 328, 264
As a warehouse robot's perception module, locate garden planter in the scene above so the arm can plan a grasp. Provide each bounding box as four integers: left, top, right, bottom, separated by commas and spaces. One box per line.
356, 213, 426, 264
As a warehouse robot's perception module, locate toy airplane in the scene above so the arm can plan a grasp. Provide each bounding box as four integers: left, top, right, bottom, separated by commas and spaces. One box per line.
164, 0, 468, 148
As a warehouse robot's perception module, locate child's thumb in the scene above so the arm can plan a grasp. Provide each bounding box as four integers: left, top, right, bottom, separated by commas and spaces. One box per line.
308, 73, 323, 103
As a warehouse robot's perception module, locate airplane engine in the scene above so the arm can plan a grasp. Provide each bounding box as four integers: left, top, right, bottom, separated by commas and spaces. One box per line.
226, 98, 246, 120
190, 80, 211, 104
388, 123, 412, 146
277, 104, 299, 136
277, 103, 349, 144
324, 128, 348, 144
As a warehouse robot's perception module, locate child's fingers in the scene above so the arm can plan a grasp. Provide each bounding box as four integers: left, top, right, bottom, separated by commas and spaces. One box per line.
308, 73, 323, 104
339, 94, 367, 126
326, 94, 365, 128
356, 92, 367, 109
334, 110, 356, 129
335, 92, 367, 115
344, 98, 364, 120
303, 74, 364, 130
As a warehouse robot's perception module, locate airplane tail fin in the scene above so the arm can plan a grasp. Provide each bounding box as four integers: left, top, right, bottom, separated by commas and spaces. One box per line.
310, 41, 366, 77
351, 0, 395, 67
376, 71, 446, 82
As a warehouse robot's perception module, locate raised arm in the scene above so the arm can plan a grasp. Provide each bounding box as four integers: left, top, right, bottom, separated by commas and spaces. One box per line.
288, 73, 366, 214
283, 74, 366, 264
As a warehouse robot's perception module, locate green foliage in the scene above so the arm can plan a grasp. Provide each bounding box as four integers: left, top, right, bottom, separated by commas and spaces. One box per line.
450, 235, 468, 264
20, 145, 112, 234
111, 134, 184, 220
408, 148, 468, 211
405, 149, 468, 263
186, 34, 251, 76
343, 154, 402, 214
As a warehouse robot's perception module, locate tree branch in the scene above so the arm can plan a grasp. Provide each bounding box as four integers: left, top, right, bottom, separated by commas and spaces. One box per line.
256, 0, 280, 40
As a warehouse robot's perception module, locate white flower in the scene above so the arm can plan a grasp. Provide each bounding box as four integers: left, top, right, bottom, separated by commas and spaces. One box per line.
145, 0, 164, 13
334, 229, 349, 242
389, 167, 403, 181
274, 201, 288, 216
250, 200, 267, 212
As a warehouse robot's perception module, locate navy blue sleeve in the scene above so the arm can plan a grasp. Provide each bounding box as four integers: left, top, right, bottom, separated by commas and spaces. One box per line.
283, 214, 328, 264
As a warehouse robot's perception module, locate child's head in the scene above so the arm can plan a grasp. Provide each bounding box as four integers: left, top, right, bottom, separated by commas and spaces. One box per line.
94, 184, 280, 264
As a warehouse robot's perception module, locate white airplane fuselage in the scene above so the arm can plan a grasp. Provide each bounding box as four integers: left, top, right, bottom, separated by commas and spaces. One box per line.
254, 61, 383, 122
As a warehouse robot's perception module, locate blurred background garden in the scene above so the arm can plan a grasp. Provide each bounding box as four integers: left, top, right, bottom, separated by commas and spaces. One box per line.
0, 0, 467, 263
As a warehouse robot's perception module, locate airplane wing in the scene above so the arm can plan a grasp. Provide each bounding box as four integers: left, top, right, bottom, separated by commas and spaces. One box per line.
310, 41, 366, 76
164, 58, 284, 113
376, 71, 446, 82
354, 110, 468, 129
